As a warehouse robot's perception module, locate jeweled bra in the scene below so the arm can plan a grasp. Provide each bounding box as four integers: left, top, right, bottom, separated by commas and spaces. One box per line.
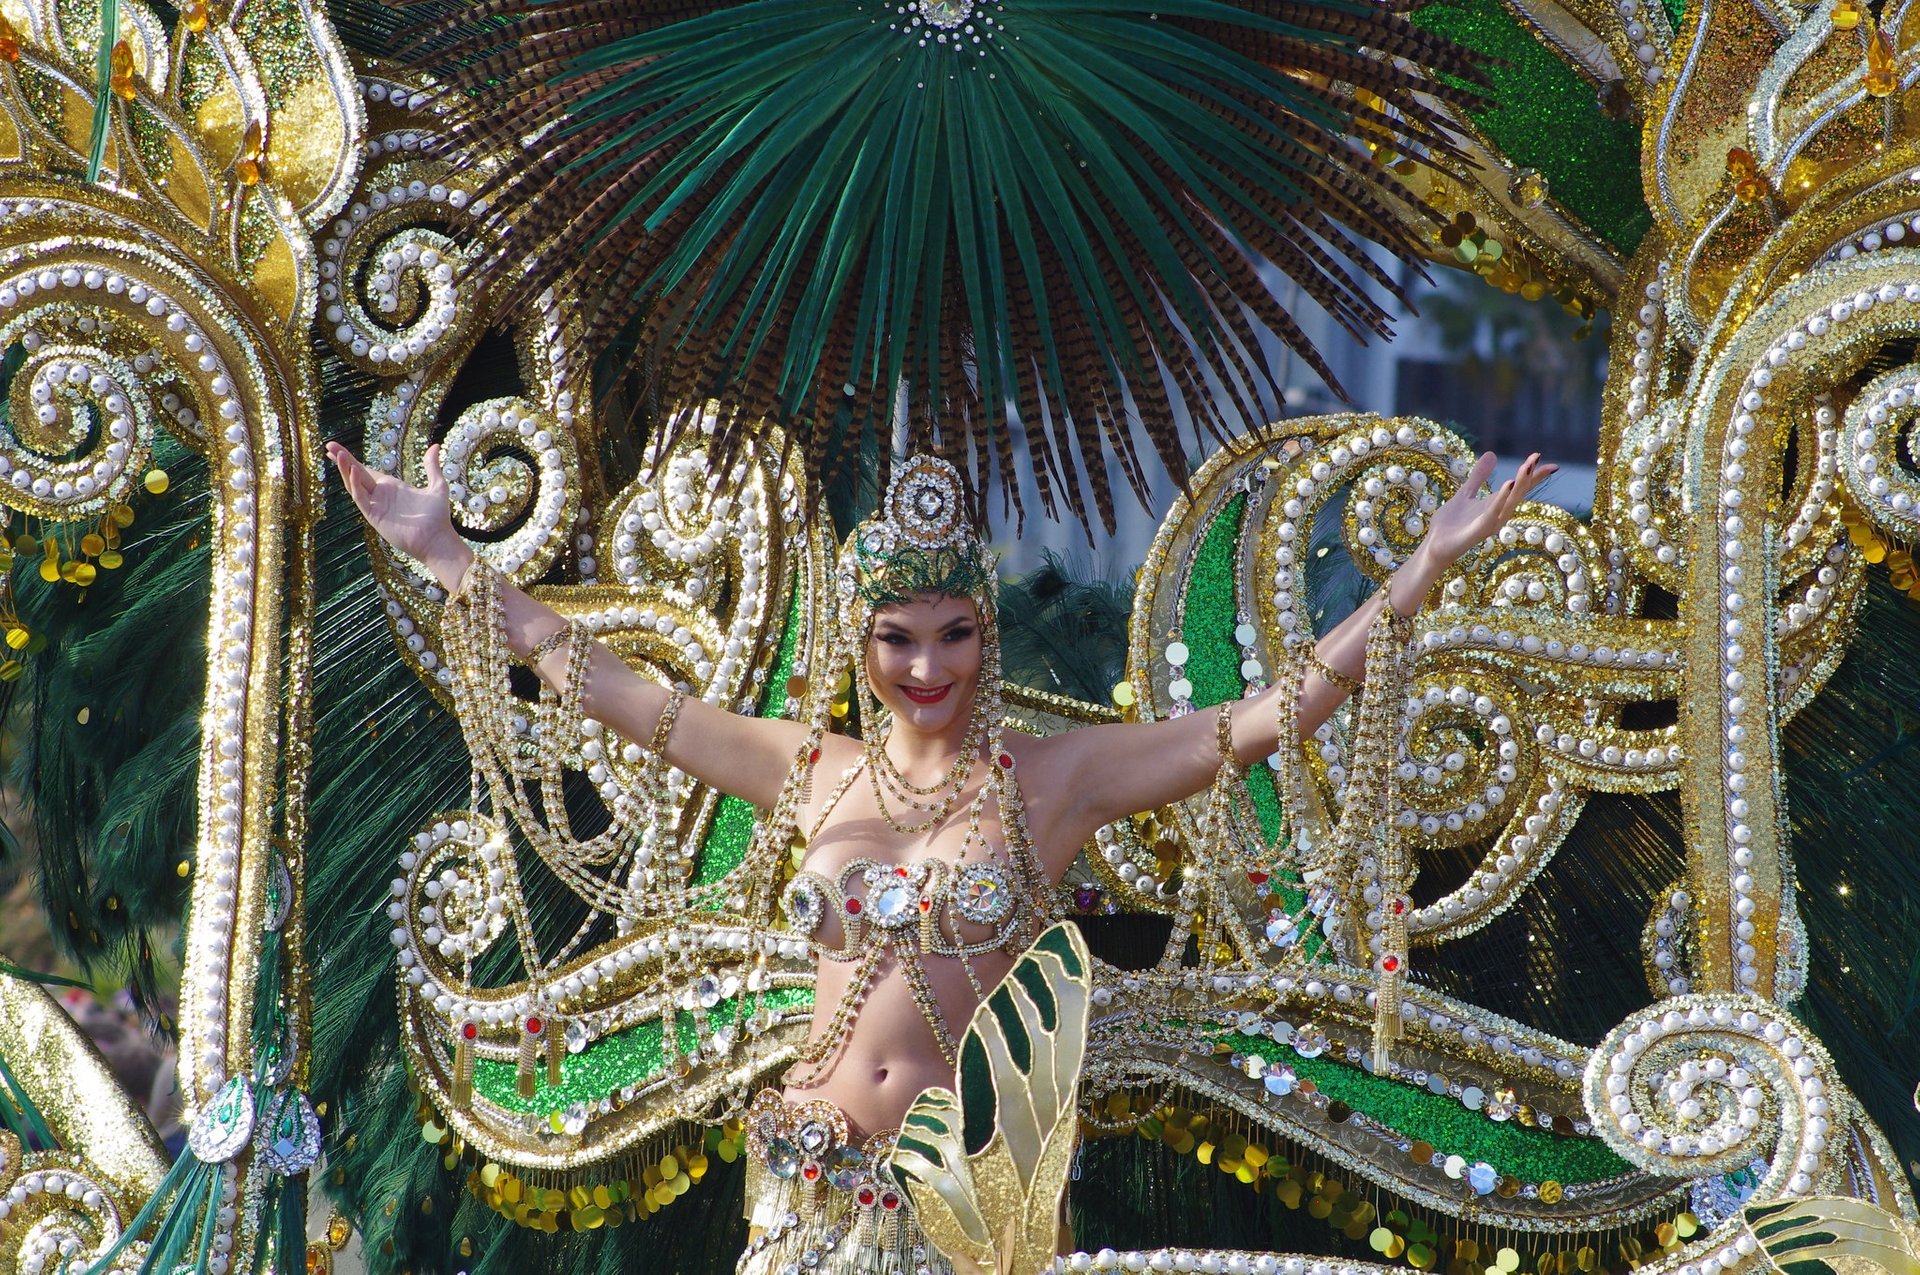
779, 747, 1050, 1081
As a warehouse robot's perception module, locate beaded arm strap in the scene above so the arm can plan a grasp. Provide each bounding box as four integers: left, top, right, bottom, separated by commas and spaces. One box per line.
1215, 701, 1241, 772
1306, 652, 1364, 696
523, 624, 571, 667
649, 688, 685, 759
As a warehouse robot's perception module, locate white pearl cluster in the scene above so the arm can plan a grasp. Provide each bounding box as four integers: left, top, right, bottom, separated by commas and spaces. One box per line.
0, 338, 151, 512
1838, 370, 1920, 542
438, 395, 578, 582
1583, 994, 1840, 1199
1391, 679, 1518, 837
1648, 886, 1692, 996
394, 817, 511, 964
1485, 519, 1601, 613
1707, 276, 1920, 988
1096, 967, 1586, 1084
399, 916, 807, 1055
0, 1164, 123, 1275
362, 76, 434, 115
1616, 269, 1687, 577
1267, 423, 1467, 654
1093, 821, 1176, 900
1410, 777, 1569, 937
0, 251, 267, 1098
1612, 0, 1665, 85
320, 207, 470, 371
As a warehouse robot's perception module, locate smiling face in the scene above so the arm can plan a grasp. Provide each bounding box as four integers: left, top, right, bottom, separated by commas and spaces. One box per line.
864, 593, 984, 739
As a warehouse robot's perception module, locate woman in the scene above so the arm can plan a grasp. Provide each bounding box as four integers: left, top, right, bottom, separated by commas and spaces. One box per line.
326, 440, 1554, 1273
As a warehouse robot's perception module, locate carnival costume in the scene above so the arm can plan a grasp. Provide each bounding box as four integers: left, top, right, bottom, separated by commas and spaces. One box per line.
2, 1, 1920, 1275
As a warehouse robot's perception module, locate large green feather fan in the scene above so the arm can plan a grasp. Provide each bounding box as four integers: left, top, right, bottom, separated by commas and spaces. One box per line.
401, 0, 1478, 528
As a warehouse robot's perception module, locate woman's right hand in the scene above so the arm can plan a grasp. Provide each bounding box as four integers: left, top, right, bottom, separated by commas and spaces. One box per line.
325, 441, 474, 589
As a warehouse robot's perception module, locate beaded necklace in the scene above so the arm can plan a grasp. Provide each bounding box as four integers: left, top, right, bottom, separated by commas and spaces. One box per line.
782, 734, 1048, 1086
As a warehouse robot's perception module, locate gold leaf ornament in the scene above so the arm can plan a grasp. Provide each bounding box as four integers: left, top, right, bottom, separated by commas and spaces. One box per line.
892, 922, 1091, 1275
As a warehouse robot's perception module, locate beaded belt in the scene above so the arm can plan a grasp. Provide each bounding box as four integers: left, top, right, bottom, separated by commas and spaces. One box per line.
745, 1089, 906, 1210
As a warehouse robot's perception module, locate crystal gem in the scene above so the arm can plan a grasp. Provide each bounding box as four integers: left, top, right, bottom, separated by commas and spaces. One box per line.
766, 1137, 800, 1179
1486, 1087, 1516, 1121
871, 882, 919, 928
1263, 1066, 1297, 1096
1468, 1162, 1499, 1194
560, 1103, 588, 1135
784, 880, 825, 932
695, 974, 723, 1009
953, 863, 1014, 925
798, 1121, 832, 1154
565, 1020, 590, 1054
825, 1146, 866, 1191
189, 1076, 256, 1164
1073, 884, 1099, 911
1291, 1024, 1328, 1059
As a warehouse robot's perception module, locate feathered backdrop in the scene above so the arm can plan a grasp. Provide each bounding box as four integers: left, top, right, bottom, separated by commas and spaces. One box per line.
398, 0, 1477, 527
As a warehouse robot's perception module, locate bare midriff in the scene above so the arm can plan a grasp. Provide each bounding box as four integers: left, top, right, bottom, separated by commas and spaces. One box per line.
785, 944, 1017, 1138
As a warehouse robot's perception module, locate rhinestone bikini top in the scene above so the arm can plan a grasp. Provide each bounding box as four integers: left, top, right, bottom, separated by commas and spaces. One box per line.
782, 853, 1030, 958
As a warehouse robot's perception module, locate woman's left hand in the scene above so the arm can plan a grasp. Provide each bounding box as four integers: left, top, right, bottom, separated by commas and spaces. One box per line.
1420, 451, 1559, 570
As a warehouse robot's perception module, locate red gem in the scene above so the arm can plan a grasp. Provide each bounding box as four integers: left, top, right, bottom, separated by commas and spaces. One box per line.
1390, 898, 1406, 915
895, 865, 909, 877
919, 897, 932, 913
461, 1022, 477, 1040
1382, 956, 1400, 973
845, 898, 862, 915
880, 1190, 900, 1211
802, 1161, 821, 1182
1247, 871, 1270, 886
525, 1016, 543, 1035
857, 1187, 876, 1207
808, 748, 821, 764
997, 753, 1014, 769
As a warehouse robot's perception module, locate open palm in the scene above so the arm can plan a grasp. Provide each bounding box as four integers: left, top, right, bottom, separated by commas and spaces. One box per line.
1424, 451, 1558, 568
324, 441, 463, 571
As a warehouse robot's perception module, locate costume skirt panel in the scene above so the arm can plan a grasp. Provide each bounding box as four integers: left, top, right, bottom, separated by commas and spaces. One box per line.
738, 1090, 956, 1275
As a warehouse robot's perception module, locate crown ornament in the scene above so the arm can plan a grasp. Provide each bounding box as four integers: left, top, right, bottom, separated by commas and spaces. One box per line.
840, 455, 997, 610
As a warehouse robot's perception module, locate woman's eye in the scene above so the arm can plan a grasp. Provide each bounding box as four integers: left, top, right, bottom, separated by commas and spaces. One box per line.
879, 633, 908, 645
943, 628, 975, 642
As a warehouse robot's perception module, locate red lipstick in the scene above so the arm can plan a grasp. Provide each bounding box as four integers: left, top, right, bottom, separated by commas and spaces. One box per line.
901, 684, 952, 705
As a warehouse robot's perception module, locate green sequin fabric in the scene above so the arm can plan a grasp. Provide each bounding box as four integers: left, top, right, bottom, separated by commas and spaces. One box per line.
1223, 1030, 1633, 1184
1413, 0, 1651, 257
473, 988, 816, 1113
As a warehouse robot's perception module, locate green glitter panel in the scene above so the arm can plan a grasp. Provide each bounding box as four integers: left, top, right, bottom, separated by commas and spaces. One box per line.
1220, 1028, 1634, 1184
693, 579, 805, 886
1661, 0, 1683, 30
1182, 494, 1284, 843
471, 987, 815, 1113
1412, 0, 1651, 258
1183, 494, 1331, 962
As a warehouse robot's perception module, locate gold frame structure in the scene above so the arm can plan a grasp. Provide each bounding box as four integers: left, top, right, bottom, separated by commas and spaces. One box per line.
0, 0, 1916, 1270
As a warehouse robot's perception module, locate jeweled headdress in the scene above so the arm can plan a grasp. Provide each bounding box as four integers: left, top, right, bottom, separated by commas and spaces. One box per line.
837, 455, 997, 613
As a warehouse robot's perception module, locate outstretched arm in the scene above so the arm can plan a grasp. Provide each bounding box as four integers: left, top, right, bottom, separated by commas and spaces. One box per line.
326, 441, 809, 810
1029, 452, 1555, 868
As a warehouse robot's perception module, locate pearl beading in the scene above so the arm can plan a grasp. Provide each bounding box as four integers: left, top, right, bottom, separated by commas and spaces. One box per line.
1582, 994, 1845, 1200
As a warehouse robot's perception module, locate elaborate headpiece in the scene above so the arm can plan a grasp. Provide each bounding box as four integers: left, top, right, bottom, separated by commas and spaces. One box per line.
837, 454, 997, 613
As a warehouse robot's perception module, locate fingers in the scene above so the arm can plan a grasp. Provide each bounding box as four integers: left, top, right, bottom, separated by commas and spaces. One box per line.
1456, 450, 1497, 501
